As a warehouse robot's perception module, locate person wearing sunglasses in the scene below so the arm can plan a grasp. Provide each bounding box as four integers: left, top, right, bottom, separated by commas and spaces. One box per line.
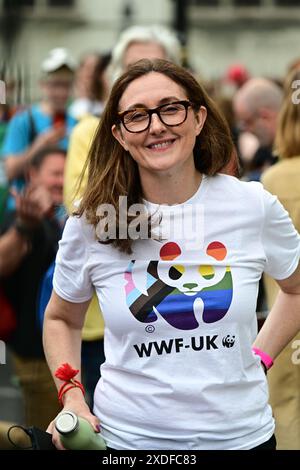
44, 59, 300, 451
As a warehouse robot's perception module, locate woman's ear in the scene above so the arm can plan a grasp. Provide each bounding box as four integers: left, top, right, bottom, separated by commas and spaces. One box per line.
112, 124, 129, 151
194, 106, 207, 136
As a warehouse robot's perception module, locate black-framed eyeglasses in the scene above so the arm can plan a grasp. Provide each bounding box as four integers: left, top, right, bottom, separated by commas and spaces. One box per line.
117, 100, 193, 133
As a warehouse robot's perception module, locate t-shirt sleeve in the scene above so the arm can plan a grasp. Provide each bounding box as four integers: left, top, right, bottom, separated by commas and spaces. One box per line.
261, 188, 300, 280
53, 215, 93, 302
1, 111, 31, 156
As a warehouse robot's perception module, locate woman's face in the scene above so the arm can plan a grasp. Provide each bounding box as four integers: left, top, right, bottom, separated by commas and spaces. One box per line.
112, 72, 207, 177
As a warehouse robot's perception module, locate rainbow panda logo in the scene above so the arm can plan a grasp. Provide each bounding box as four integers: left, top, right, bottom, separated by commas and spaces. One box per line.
124, 241, 233, 330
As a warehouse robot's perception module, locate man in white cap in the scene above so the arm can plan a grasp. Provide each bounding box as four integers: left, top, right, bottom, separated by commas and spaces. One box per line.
1, 48, 77, 208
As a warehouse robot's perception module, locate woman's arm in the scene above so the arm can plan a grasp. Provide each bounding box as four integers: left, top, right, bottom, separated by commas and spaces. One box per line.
253, 262, 300, 360
43, 291, 100, 449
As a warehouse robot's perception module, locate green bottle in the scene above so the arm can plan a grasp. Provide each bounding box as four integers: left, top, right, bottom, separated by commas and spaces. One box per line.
55, 411, 107, 450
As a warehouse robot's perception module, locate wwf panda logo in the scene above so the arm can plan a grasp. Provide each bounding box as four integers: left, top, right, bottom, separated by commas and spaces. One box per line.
222, 335, 235, 348
124, 241, 233, 330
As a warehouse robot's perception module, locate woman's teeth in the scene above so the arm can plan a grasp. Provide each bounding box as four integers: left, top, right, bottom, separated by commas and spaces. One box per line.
149, 140, 174, 149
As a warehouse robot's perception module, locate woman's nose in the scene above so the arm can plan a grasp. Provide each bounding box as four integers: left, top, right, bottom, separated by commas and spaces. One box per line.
149, 113, 167, 134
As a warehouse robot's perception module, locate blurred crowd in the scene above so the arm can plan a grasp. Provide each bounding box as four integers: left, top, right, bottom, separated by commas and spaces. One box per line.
0, 24, 299, 450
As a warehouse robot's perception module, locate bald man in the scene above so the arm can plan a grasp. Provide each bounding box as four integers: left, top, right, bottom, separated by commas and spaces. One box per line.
233, 78, 283, 148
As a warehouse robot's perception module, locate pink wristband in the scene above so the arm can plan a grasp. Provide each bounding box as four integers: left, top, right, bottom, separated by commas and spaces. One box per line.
252, 347, 274, 370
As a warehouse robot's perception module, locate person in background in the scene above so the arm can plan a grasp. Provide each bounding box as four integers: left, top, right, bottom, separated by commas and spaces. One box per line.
224, 64, 250, 91
0, 99, 13, 222
107, 24, 182, 85
0, 146, 66, 435
69, 51, 111, 120
261, 68, 300, 450
233, 78, 283, 181
0, 103, 10, 150
72, 52, 99, 105
1, 48, 77, 209
44, 59, 300, 450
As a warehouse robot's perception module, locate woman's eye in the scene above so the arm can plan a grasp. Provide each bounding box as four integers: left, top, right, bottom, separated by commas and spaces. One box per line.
128, 112, 147, 122
161, 105, 179, 114
160, 104, 184, 114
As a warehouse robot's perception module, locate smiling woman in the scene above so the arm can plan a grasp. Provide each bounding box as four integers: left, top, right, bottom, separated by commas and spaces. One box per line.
112, 73, 206, 187
76, 58, 233, 254
43, 59, 300, 451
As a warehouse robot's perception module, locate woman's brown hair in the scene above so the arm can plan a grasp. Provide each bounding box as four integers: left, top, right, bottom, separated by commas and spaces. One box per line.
76, 59, 234, 253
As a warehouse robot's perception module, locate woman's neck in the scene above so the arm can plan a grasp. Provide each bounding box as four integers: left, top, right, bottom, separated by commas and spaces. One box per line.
140, 168, 203, 205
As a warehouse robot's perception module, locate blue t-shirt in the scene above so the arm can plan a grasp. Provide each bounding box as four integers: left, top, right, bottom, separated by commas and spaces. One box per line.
1, 103, 77, 155
1, 104, 77, 208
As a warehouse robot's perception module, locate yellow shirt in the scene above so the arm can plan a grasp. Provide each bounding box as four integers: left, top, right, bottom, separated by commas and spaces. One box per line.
262, 156, 300, 306
64, 115, 104, 341
64, 115, 99, 212
262, 160, 300, 451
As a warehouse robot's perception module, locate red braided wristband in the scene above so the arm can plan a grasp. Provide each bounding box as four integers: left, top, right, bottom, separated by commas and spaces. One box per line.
58, 382, 85, 406
55, 363, 85, 406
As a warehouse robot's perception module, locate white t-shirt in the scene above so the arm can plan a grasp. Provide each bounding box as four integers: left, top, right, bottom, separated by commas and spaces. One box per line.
53, 174, 300, 450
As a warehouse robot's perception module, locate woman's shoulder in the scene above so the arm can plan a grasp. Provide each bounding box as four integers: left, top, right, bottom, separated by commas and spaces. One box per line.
204, 173, 271, 217
63, 213, 95, 243
210, 173, 265, 197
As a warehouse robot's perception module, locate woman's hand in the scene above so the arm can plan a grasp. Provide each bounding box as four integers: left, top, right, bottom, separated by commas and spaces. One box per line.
46, 388, 100, 450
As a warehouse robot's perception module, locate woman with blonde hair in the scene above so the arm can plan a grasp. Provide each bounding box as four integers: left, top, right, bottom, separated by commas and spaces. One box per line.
262, 68, 300, 450
45, 59, 300, 450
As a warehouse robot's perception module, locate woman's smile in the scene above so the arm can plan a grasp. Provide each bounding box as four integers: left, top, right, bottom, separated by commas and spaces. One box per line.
145, 138, 177, 152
